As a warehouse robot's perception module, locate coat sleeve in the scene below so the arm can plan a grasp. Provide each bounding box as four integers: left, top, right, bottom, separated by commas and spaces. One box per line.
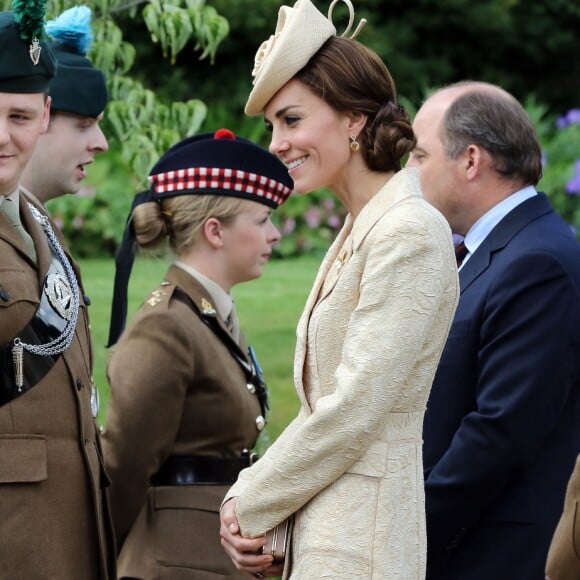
102, 299, 194, 547
425, 251, 580, 560
233, 205, 457, 536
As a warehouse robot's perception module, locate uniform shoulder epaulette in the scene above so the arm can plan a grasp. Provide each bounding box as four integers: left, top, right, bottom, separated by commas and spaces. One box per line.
145, 281, 175, 309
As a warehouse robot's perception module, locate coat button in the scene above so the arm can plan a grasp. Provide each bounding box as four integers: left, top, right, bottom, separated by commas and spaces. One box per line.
0, 289, 10, 301
247, 383, 256, 394
75, 379, 83, 391
255, 415, 266, 431
83, 294, 91, 306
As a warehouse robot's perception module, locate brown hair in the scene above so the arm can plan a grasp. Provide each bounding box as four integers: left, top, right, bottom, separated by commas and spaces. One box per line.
132, 194, 248, 254
441, 84, 543, 185
295, 36, 416, 172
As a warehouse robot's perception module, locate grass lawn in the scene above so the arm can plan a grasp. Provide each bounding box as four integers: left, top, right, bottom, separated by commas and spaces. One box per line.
81, 254, 321, 445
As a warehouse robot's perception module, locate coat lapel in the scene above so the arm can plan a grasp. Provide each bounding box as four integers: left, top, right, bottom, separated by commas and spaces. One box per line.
165, 265, 250, 362
293, 168, 423, 404
459, 193, 553, 294
20, 197, 53, 277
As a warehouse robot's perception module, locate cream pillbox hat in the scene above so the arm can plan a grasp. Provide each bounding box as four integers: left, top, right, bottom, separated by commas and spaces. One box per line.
245, 0, 366, 115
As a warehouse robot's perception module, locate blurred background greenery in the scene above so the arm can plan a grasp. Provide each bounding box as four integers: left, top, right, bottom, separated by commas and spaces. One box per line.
0, 0, 576, 256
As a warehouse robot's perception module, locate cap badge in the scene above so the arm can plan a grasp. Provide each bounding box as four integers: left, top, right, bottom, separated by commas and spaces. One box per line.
29, 37, 41, 65
201, 298, 216, 316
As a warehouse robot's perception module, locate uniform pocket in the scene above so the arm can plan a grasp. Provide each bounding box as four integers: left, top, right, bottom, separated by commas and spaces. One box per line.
0, 434, 47, 483
152, 486, 234, 575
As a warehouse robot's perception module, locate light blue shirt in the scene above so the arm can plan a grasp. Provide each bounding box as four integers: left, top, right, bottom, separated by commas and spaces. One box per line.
460, 186, 537, 269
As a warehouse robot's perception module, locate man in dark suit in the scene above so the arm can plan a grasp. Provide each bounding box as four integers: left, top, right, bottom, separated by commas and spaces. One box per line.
407, 81, 580, 579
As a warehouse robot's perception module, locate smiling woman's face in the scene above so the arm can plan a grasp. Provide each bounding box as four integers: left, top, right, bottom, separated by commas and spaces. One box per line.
264, 79, 352, 195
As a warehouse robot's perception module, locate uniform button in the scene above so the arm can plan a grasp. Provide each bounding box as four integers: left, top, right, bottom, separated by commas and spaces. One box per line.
247, 382, 256, 394
83, 294, 91, 306
75, 379, 83, 390
0, 290, 10, 302
255, 415, 266, 431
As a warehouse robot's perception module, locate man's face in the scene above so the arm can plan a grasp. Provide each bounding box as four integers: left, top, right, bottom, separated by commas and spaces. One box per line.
406, 91, 467, 234
24, 111, 108, 201
0, 92, 49, 195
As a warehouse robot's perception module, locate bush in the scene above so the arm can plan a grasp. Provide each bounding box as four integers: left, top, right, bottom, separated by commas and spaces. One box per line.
531, 104, 580, 236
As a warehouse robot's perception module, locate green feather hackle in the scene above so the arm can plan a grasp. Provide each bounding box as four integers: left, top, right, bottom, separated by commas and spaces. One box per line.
11, 0, 49, 43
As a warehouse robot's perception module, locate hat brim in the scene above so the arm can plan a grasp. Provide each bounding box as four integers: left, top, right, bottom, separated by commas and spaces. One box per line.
245, 0, 335, 116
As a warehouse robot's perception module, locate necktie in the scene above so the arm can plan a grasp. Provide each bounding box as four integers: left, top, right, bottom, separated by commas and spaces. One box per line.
1, 199, 37, 262
226, 302, 241, 343
455, 240, 468, 268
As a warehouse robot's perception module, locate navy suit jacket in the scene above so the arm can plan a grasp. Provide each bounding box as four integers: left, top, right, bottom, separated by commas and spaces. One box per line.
423, 193, 580, 580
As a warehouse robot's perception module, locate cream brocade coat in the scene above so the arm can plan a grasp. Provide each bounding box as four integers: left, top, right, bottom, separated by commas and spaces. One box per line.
225, 168, 459, 579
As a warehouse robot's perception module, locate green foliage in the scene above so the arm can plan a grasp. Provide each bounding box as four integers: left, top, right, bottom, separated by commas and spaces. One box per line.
33, 0, 229, 183
272, 190, 346, 258
534, 107, 580, 236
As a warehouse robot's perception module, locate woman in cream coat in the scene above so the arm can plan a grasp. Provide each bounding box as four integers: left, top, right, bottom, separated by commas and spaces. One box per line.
220, 1, 459, 578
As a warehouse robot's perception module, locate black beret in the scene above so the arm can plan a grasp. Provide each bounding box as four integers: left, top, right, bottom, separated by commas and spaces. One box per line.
148, 128, 293, 209
45, 6, 108, 117
48, 43, 108, 117
0, 11, 56, 93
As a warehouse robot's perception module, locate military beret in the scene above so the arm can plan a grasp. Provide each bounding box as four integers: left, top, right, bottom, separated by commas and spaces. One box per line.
106, 129, 293, 347
0, 11, 56, 93
148, 128, 293, 209
45, 6, 108, 117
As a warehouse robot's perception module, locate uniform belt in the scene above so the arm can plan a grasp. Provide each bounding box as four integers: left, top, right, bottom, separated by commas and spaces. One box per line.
150, 453, 258, 486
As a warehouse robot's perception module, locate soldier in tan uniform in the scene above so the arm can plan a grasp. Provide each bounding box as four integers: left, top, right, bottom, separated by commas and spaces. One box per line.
103, 128, 293, 579
0, 5, 115, 580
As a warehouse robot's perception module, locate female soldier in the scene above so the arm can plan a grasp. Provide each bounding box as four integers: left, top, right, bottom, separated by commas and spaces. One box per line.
219, 1, 459, 578
103, 128, 293, 579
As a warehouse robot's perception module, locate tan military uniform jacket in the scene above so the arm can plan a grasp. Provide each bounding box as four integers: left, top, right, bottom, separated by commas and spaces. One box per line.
103, 265, 264, 579
546, 455, 580, 580
0, 195, 115, 579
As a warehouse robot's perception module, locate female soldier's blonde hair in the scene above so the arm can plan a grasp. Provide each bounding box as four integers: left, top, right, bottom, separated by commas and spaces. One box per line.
132, 194, 249, 254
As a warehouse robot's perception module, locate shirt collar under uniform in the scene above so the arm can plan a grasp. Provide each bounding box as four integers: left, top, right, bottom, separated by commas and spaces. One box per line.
174, 260, 233, 321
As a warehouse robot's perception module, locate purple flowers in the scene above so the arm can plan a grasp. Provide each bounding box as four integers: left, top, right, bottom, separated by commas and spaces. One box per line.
566, 160, 580, 195
556, 108, 580, 129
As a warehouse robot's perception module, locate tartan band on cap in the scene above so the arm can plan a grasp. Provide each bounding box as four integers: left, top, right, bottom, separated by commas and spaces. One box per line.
150, 166, 293, 208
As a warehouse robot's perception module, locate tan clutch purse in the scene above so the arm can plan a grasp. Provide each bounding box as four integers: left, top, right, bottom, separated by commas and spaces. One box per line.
262, 516, 294, 563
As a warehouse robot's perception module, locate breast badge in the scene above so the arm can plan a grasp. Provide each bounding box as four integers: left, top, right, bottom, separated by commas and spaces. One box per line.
45, 272, 73, 320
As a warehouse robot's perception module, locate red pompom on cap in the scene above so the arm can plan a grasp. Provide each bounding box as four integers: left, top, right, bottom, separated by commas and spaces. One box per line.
214, 128, 236, 140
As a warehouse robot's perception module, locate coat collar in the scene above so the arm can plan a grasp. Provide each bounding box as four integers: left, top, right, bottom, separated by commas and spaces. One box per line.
165, 265, 249, 357
313, 168, 422, 304
350, 168, 422, 251
459, 192, 553, 293
294, 168, 423, 407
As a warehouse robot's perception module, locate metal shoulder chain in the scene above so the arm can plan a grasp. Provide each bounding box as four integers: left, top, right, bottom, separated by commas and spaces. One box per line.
14, 203, 80, 357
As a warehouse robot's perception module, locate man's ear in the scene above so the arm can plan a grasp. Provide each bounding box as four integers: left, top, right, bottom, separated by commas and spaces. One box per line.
203, 217, 224, 249
40, 96, 51, 134
464, 144, 487, 181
